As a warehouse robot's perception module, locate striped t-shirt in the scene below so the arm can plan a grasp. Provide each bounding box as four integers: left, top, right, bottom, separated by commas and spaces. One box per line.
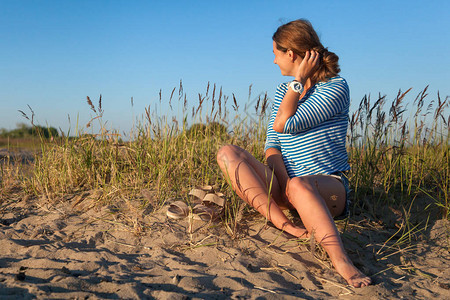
264, 76, 350, 178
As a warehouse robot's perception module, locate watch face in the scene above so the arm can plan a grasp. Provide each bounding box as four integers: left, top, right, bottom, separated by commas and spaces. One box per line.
289, 81, 302, 93
292, 82, 302, 92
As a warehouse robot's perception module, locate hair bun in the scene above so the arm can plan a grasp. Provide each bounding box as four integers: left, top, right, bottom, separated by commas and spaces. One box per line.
321, 48, 340, 76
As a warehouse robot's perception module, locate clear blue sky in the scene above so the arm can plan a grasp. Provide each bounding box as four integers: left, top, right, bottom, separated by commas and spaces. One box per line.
1, 0, 449, 135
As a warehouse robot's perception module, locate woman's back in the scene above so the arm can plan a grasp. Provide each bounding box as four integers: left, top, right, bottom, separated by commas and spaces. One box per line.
265, 76, 350, 177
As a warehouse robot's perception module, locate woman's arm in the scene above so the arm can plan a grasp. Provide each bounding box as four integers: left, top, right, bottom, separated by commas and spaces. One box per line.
282, 78, 349, 133
273, 50, 319, 133
272, 88, 301, 133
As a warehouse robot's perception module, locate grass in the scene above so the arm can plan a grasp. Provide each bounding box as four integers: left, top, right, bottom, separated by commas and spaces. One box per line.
347, 87, 449, 220
1, 83, 448, 246
0, 137, 42, 151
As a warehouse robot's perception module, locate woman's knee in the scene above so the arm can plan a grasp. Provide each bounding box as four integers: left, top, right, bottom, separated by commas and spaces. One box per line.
217, 144, 241, 167
287, 177, 316, 197
288, 176, 346, 216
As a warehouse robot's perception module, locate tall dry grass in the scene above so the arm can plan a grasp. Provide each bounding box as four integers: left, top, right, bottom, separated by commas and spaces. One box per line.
1, 82, 448, 239
348, 87, 449, 220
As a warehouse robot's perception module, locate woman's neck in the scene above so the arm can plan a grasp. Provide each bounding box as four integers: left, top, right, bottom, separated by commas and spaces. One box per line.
304, 78, 317, 90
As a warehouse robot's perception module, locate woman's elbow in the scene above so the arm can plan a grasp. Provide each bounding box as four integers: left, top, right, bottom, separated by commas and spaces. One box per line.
272, 122, 284, 133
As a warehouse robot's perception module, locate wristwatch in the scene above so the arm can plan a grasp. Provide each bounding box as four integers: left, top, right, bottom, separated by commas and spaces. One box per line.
288, 80, 303, 93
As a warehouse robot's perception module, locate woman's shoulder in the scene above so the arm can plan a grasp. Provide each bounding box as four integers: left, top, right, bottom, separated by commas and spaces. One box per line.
274, 82, 289, 101
276, 82, 289, 92
317, 76, 348, 88
275, 77, 349, 100
315, 76, 349, 96
277, 76, 348, 91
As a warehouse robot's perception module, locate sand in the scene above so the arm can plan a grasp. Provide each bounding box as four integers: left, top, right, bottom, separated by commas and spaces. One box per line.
1, 192, 449, 299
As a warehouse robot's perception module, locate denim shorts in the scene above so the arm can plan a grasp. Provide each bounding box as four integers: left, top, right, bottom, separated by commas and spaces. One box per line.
327, 171, 351, 219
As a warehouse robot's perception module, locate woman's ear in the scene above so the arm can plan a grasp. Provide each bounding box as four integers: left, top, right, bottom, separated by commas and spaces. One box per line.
287, 49, 296, 62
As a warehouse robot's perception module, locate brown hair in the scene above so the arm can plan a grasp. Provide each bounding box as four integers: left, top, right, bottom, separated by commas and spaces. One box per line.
272, 19, 340, 82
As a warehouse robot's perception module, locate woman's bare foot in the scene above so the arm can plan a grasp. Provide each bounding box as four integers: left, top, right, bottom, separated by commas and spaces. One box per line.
283, 224, 309, 238
332, 256, 371, 288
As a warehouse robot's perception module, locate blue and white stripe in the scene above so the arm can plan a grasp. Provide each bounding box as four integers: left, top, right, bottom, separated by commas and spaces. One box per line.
265, 76, 350, 178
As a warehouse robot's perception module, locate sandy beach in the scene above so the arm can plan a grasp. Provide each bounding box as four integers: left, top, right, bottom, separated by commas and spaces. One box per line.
1, 190, 449, 299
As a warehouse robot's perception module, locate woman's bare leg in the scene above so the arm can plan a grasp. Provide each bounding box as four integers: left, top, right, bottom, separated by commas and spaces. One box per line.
217, 145, 306, 237
287, 175, 371, 287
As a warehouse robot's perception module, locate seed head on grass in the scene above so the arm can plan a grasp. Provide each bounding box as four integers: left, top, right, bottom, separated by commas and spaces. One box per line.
86, 96, 96, 113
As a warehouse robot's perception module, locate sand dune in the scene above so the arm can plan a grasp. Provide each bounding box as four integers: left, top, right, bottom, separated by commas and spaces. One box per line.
1, 195, 449, 299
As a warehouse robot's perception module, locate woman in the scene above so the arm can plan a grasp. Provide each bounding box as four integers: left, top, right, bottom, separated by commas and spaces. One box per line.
217, 19, 371, 288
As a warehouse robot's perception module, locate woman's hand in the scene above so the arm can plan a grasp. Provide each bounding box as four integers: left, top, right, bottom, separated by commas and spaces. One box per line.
295, 50, 320, 85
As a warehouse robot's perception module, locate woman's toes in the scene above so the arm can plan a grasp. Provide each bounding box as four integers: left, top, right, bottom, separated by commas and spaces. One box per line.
349, 274, 371, 288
